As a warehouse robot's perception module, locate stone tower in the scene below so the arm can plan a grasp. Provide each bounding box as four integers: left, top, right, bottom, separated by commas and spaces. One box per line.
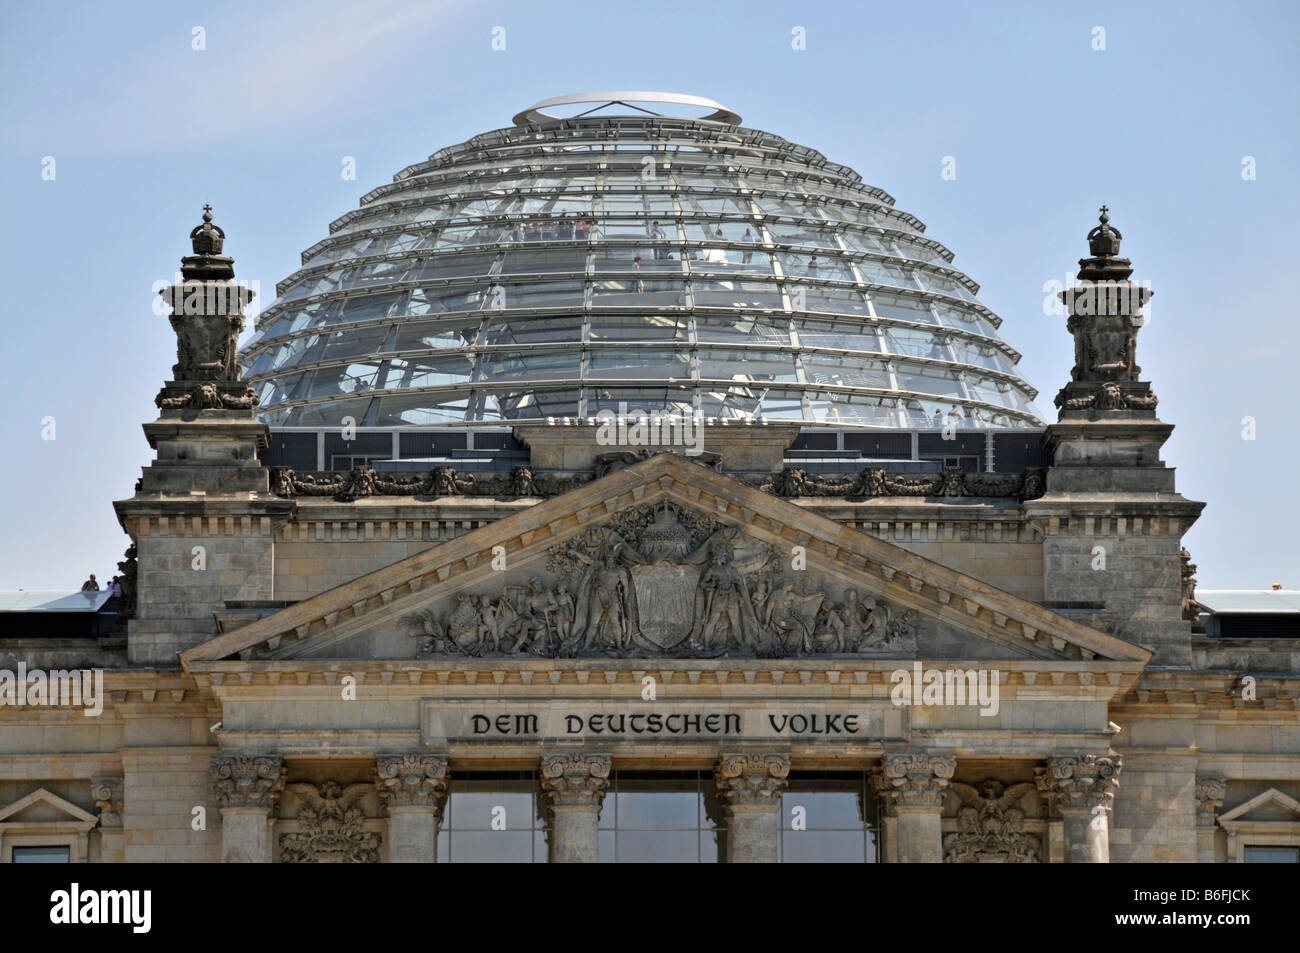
1024, 208, 1204, 665
114, 208, 293, 665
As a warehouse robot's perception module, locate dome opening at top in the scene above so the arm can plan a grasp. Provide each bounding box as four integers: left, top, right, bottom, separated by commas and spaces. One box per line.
241, 94, 1044, 431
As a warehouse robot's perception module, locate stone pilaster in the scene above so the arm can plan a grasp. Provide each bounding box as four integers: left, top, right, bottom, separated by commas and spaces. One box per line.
539, 753, 610, 863
713, 752, 790, 863
875, 753, 955, 863
90, 777, 125, 863
1195, 775, 1226, 864
375, 754, 449, 864
210, 754, 285, 863
1037, 755, 1121, 863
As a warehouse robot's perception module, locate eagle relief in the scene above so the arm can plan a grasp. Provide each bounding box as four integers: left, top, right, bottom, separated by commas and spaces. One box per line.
400, 502, 918, 659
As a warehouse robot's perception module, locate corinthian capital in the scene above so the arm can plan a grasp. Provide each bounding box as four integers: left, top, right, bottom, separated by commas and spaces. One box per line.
877, 753, 956, 808
1036, 755, 1121, 811
539, 753, 612, 810
714, 752, 791, 809
210, 754, 286, 811
90, 777, 124, 829
1194, 775, 1227, 827
375, 754, 450, 814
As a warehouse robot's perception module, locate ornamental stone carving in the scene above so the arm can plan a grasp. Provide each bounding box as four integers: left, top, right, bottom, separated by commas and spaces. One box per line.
757, 465, 1046, 501
1194, 775, 1227, 827
91, 777, 124, 828
374, 754, 450, 814
943, 780, 1041, 863
1035, 755, 1122, 810
278, 781, 381, 863
269, 464, 588, 501
878, 753, 957, 808
209, 754, 286, 811
714, 753, 791, 807
398, 502, 918, 659
539, 754, 612, 810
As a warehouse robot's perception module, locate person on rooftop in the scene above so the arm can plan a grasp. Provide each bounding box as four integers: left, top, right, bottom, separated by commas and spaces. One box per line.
81, 574, 99, 591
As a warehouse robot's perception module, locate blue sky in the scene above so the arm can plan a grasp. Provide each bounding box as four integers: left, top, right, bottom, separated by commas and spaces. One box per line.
1, 0, 1297, 590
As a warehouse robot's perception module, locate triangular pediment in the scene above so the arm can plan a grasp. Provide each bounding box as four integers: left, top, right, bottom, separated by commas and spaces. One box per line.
1218, 788, 1300, 824
0, 788, 99, 825
180, 454, 1150, 666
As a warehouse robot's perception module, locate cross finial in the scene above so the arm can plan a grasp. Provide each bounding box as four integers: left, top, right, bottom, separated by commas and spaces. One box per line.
1098, 204, 1110, 223
202, 203, 214, 223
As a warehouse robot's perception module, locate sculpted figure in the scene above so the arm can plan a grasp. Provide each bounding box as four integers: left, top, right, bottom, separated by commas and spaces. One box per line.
764, 582, 821, 654
812, 601, 848, 652
474, 595, 502, 652
552, 582, 575, 645
504, 581, 557, 655
859, 597, 892, 649
568, 537, 641, 651
691, 544, 762, 651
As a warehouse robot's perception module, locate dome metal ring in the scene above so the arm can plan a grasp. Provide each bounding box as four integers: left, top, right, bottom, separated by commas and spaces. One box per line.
513, 91, 741, 127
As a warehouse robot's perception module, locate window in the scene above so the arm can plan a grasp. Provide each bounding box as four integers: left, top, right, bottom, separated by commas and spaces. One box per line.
12, 846, 71, 863
436, 771, 547, 863
598, 771, 723, 863
779, 772, 879, 863
1244, 846, 1299, 863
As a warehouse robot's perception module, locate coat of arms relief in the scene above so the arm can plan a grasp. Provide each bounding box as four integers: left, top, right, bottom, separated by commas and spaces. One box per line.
400, 502, 917, 659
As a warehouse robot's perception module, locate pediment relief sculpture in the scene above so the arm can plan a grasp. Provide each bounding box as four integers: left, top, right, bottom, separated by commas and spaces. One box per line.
399, 501, 917, 659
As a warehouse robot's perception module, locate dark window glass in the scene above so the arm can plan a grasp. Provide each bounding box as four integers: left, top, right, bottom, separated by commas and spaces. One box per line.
12, 846, 70, 863
1244, 845, 1299, 863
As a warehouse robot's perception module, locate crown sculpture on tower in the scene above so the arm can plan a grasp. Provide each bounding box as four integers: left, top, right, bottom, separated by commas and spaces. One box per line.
154, 206, 259, 413
1054, 206, 1159, 417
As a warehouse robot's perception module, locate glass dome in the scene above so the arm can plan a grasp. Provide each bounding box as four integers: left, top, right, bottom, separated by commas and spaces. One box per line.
242, 93, 1044, 430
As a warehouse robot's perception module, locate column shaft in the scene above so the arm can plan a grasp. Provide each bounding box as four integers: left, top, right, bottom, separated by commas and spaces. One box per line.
715, 753, 789, 863
209, 755, 285, 863
540, 753, 610, 863
375, 754, 450, 864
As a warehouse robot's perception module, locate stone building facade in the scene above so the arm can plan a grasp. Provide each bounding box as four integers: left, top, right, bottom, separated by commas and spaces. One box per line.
3, 100, 1298, 864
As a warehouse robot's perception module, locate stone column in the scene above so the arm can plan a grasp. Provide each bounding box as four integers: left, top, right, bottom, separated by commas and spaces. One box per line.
1195, 775, 1226, 864
210, 754, 285, 863
539, 753, 611, 863
90, 777, 125, 864
875, 753, 955, 863
1037, 755, 1121, 863
714, 753, 790, 863
375, 754, 449, 863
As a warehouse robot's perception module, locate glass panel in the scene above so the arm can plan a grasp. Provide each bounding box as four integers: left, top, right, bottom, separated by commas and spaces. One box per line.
588, 313, 689, 342
391, 319, 481, 352
793, 284, 871, 315
802, 357, 891, 390
691, 279, 783, 309
12, 846, 70, 863
1244, 846, 1300, 863
591, 278, 686, 307
795, 318, 880, 352
587, 348, 690, 380
479, 348, 580, 382
896, 366, 966, 398
697, 348, 798, 383
697, 313, 789, 345
441, 774, 544, 863
871, 291, 938, 325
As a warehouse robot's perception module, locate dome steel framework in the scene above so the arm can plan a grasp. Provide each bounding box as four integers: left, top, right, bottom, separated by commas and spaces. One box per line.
242, 95, 1044, 430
